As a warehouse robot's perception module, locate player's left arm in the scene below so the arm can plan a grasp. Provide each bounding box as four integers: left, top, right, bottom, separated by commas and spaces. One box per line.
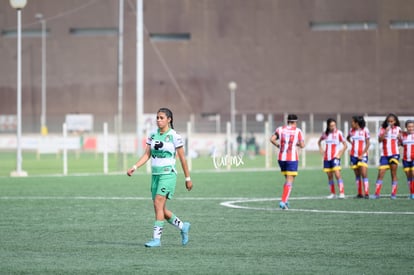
176, 146, 192, 191
297, 131, 305, 149
361, 138, 370, 158
335, 140, 348, 159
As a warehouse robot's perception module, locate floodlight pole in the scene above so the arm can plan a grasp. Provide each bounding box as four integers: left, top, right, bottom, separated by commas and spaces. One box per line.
136, 0, 144, 157
10, 0, 28, 177
36, 13, 47, 135
117, 0, 124, 169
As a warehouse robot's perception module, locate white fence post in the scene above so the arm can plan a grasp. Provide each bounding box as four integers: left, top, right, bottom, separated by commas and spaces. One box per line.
226, 122, 231, 170
301, 121, 306, 168
309, 113, 314, 134
265, 121, 271, 169
103, 122, 108, 174
187, 121, 192, 171
146, 123, 151, 174
343, 121, 349, 168
63, 123, 68, 175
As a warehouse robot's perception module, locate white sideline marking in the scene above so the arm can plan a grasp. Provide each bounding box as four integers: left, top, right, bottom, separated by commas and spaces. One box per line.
220, 197, 414, 215
0, 196, 246, 201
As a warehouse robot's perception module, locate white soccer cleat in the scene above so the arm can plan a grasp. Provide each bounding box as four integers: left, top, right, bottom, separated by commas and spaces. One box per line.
327, 194, 336, 199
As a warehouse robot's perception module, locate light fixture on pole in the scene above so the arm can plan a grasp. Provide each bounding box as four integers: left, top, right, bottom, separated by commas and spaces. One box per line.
228, 81, 237, 135
35, 13, 47, 136
10, 0, 28, 177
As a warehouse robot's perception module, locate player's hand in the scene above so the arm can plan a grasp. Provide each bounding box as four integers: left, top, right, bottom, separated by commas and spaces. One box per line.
127, 166, 137, 176
185, 180, 193, 191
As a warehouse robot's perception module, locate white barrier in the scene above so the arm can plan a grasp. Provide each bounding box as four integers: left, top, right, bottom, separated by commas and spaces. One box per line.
63, 123, 68, 175
103, 122, 108, 174
0, 120, 357, 174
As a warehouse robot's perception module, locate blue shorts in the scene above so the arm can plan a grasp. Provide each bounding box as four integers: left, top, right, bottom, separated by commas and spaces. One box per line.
379, 155, 400, 170
278, 160, 298, 176
350, 156, 368, 169
402, 160, 414, 172
323, 158, 341, 172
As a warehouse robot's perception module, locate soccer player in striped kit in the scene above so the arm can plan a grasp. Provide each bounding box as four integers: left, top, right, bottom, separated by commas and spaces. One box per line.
270, 114, 305, 210
400, 120, 414, 199
347, 116, 371, 199
372, 113, 401, 199
318, 118, 348, 199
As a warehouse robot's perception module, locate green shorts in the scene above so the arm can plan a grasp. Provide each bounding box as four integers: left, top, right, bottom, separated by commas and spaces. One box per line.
151, 173, 177, 200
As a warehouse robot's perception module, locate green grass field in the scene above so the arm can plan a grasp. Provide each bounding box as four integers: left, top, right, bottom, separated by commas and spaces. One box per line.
1, 157, 413, 274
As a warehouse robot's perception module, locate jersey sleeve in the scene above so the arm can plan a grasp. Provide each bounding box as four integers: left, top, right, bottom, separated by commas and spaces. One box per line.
365, 128, 371, 139
173, 131, 185, 148
338, 130, 344, 142
274, 127, 281, 137
146, 131, 155, 145
298, 129, 304, 142
378, 127, 385, 137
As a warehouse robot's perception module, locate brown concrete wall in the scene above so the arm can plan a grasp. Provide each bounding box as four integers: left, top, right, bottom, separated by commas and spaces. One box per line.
1, 0, 413, 132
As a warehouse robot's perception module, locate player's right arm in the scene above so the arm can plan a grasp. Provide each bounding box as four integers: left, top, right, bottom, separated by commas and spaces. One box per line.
317, 135, 324, 155
127, 144, 151, 176
270, 133, 280, 148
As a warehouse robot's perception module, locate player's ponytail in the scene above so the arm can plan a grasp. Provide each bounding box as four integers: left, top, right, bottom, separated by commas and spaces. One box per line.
158, 107, 174, 129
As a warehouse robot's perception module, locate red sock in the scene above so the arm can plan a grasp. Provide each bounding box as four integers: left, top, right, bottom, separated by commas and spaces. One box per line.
411, 180, 414, 194
330, 183, 335, 194
281, 183, 292, 203
391, 182, 398, 196
364, 179, 369, 195
391, 185, 398, 196
357, 179, 362, 195
375, 183, 382, 196
338, 183, 344, 194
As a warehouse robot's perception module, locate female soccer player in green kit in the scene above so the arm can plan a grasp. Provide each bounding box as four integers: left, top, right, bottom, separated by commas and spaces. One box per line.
127, 108, 193, 247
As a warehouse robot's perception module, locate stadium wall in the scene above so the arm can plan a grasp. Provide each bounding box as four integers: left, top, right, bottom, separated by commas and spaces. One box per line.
0, 0, 414, 133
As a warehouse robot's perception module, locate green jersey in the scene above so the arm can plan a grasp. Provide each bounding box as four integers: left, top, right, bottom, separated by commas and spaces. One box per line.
147, 128, 184, 175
